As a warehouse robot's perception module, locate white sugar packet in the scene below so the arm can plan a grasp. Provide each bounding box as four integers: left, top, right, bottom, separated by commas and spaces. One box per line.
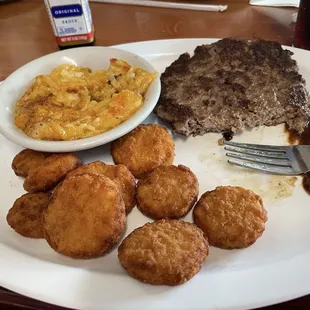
250, 0, 299, 7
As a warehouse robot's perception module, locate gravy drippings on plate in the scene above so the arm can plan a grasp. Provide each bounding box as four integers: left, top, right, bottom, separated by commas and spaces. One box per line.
286, 123, 310, 194
222, 131, 234, 141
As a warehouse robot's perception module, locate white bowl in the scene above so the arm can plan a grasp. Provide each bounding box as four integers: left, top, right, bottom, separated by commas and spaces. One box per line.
0, 47, 160, 152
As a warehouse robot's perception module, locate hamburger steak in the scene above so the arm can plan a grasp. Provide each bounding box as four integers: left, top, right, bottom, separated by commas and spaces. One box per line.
154, 38, 310, 136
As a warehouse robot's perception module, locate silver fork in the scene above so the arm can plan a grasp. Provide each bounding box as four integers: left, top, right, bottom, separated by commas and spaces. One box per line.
223, 140, 310, 175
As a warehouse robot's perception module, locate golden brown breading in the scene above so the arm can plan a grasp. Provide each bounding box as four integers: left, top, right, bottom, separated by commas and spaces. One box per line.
111, 124, 175, 178
136, 165, 198, 219
118, 219, 209, 285
66, 161, 136, 214
11, 149, 52, 177
23, 153, 81, 193
6, 192, 51, 238
43, 173, 126, 259
193, 186, 267, 249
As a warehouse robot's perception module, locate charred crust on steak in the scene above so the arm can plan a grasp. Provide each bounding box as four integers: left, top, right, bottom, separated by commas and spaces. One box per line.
154, 38, 310, 136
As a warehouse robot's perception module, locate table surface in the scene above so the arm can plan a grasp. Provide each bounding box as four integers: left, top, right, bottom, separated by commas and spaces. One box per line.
0, 0, 309, 309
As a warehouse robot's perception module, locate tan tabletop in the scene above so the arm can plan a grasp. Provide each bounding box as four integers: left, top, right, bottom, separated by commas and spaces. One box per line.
0, 0, 309, 310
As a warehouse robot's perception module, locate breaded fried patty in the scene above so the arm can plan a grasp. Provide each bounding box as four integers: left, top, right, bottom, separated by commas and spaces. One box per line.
66, 161, 136, 214
111, 124, 175, 178
6, 192, 51, 238
193, 186, 267, 249
118, 219, 209, 285
43, 173, 126, 259
23, 153, 81, 193
137, 165, 198, 219
12, 149, 52, 177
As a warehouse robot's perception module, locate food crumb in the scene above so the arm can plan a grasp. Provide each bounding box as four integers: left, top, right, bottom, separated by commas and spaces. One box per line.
222, 131, 234, 141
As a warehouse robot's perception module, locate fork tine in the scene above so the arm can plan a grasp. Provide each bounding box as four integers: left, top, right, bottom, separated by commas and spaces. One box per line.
224, 145, 287, 159
224, 140, 287, 152
228, 159, 298, 175
226, 152, 291, 167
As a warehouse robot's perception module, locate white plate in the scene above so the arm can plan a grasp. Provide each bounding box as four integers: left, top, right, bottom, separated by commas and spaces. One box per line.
0, 47, 160, 152
1, 38, 310, 310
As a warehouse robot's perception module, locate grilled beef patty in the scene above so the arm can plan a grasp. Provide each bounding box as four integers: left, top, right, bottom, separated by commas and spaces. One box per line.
154, 38, 310, 136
